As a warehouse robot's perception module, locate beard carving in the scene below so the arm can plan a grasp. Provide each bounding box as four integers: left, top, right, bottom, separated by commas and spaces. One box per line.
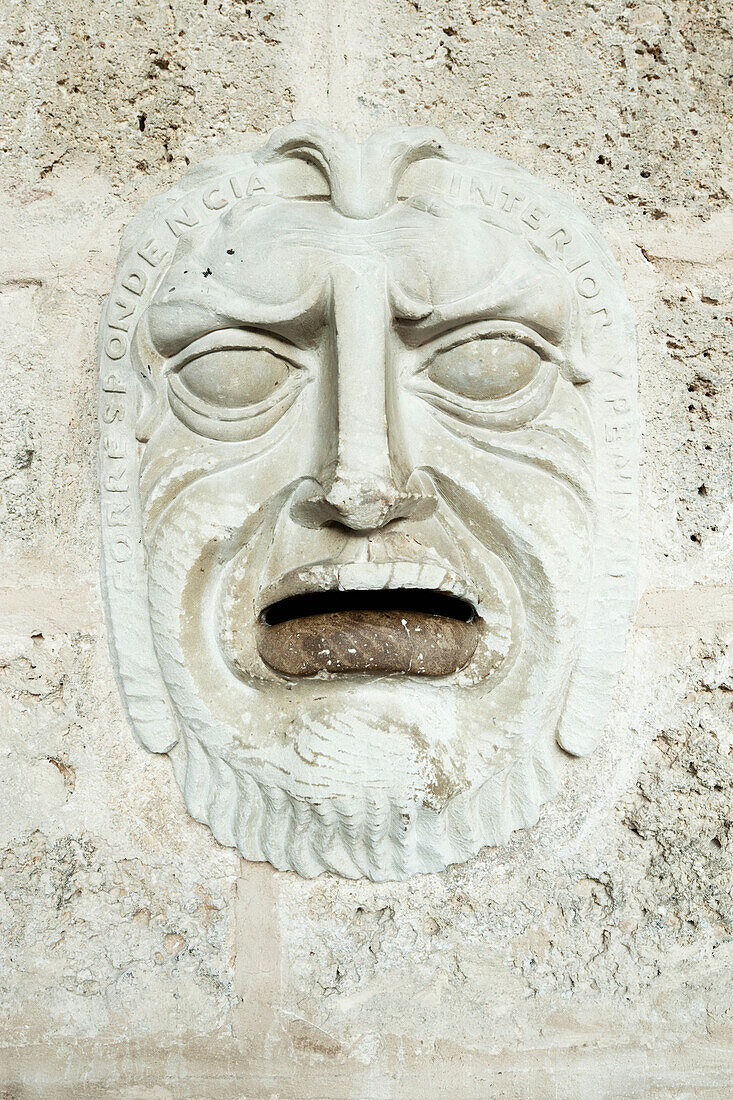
99, 123, 637, 880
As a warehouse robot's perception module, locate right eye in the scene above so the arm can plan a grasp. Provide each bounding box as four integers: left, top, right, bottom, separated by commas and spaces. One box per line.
176, 348, 291, 408
167, 343, 306, 442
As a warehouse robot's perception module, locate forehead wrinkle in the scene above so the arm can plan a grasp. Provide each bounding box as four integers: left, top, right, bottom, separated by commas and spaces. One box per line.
275, 225, 431, 259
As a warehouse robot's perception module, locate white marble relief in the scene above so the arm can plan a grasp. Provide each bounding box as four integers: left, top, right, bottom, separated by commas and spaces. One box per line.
99, 123, 638, 880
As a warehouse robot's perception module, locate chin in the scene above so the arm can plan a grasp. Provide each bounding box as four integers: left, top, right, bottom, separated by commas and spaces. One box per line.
166, 696, 562, 880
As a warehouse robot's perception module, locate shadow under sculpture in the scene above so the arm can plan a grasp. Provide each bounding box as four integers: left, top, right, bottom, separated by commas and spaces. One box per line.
99, 123, 638, 880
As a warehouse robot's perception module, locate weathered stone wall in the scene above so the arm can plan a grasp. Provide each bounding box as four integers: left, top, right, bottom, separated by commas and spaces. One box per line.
1, 1, 731, 1095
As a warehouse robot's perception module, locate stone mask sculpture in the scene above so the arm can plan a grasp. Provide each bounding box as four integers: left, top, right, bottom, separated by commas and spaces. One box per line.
99, 123, 637, 880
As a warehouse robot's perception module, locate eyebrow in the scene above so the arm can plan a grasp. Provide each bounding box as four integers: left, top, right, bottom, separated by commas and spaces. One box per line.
146, 274, 327, 357
392, 265, 575, 349
148, 238, 575, 358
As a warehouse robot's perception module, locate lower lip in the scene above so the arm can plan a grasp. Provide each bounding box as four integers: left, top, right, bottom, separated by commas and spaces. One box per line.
256, 608, 480, 677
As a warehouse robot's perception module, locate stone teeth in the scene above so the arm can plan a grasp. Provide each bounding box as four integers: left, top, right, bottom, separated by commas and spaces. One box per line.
337, 562, 394, 590
418, 562, 448, 592
255, 560, 479, 620
297, 561, 460, 596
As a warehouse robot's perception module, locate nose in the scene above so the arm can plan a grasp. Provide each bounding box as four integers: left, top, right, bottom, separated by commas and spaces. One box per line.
293, 473, 435, 532
291, 262, 436, 532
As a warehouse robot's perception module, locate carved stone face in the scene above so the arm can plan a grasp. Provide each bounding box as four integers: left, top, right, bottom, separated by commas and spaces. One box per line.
100, 124, 637, 879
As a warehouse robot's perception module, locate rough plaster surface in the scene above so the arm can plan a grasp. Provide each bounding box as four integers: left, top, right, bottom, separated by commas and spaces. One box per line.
0, 1, 731, 1096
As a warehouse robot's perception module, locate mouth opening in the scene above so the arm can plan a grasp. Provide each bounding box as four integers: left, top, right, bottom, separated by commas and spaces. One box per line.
261, 588, 476, 627
257, 588, 480, 678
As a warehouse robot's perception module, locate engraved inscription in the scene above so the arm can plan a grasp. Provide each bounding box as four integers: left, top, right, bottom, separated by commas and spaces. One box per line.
462, 171, 614, 327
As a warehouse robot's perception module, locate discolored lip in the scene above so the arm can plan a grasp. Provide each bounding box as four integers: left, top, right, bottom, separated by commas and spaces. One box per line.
255, 562, 482, 678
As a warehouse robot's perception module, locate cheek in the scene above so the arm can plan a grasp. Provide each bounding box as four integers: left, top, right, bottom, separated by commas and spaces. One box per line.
138, 395, 319, 540
402, 401, 595, 580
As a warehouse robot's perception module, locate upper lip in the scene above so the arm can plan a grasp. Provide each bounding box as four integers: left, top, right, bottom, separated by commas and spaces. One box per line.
256, 559, 480, 621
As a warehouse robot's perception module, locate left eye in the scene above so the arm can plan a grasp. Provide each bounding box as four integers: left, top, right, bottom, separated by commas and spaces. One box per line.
175, 348, 292, 408
427, 337, 541, 400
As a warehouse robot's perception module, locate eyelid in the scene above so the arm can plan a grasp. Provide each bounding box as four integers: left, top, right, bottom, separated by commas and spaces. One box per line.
165, 327, 313, 373
415, 321, 565, 367
413, 360, 557, 431
166, 338, 309, 442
